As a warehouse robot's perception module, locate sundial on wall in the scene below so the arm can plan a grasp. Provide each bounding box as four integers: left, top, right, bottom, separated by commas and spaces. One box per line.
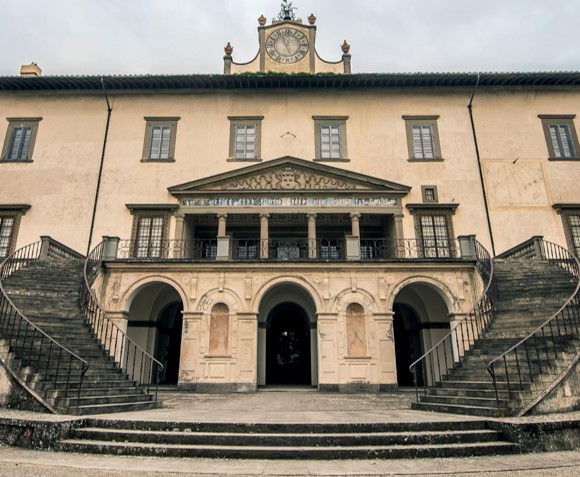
484, 160, 550, 208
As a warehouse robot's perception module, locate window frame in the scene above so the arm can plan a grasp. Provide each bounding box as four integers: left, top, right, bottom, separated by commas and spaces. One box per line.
313, 116, 349, 162
554, 205, 580, 256
142, 117, 180, 162
403, 115, 443, 162
407, 203, 458, 258
421, 185, 439, 203
228, 116, 263, 162
1, 118, 42, 163
0, 205, 30, 259
127, 205, 177, 259
539, 115, 580, 161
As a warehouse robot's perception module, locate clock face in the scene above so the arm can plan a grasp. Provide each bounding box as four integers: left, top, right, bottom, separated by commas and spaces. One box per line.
266, 28, 309, 64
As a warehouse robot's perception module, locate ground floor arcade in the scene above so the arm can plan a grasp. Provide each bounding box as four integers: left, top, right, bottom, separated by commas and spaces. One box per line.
98, 261, 479, 392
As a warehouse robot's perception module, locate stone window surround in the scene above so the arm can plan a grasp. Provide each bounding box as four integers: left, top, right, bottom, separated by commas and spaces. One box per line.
539, 114, 580, 161
0, 117, 42, 163
313, 115, 349, 162
403, 115, 443, 162
553, 204, 580, 256
407, 203, 458, 257
127, 204, 178, 258
141, 116, 180, 162
228, 116, 264, 162
0, 204, 31, 258
421, 185, 439, 203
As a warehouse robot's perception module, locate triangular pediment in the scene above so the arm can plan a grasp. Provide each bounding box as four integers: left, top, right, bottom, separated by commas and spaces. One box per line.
169, 157, 410, 195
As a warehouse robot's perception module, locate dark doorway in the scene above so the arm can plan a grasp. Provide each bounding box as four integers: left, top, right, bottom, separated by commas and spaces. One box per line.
266, 303, 311, 385
393, 303, 424, 386
155, 301, 183, 385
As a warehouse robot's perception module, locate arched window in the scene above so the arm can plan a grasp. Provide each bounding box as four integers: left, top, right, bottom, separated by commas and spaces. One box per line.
209, 303, 229, 356
346, 303, 367, 357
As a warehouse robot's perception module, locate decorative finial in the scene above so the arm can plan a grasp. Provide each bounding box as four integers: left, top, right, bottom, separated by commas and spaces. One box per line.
308, 13, 316, 25
341, 40, 350, 55
258, 15, 267, 26
224, 42, 233, 56
275, 0, 299, 22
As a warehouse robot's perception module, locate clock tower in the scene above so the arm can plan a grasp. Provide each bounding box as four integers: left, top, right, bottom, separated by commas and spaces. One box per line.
224, 1, 351, 74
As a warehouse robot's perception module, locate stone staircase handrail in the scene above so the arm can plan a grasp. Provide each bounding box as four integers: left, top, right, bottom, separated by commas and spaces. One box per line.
409, 239, 495, 400
0, 239, 89, 413
81, 240, 163, 400
486, 239, 580, 414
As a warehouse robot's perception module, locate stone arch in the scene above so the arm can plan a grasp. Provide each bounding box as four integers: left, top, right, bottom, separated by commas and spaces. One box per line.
196, 287, 244, 314
251, 275, 323, 314
121, 277, 186, 385
387, 275, 457, 313
390, 276, 456, 388
332, 288, 380, 315
255, 280, 319, 387
119, 274, 189, 314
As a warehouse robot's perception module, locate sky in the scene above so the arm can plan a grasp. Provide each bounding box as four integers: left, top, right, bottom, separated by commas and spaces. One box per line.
1, 0, 579, 77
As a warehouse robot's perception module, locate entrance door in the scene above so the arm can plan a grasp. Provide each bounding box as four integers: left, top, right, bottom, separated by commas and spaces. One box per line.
266, 303, 311, 385
155, 301, 183, 385
393, 303, 423, 386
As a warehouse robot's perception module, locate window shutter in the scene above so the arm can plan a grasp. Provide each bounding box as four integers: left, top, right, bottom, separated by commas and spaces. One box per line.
8, 126, 32, 160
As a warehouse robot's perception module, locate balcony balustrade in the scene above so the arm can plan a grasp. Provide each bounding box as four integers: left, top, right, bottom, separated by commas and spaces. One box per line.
114, 237, 462, 262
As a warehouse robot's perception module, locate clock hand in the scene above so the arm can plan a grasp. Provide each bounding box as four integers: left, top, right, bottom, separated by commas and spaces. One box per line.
282, 36, 291, 55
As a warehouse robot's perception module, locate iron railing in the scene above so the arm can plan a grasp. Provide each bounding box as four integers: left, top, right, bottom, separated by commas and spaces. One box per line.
0, 237, 88, 412
113, 238, 462, 262
360, 238, 460, 260
487, 239, 580, 412
81, 241, 163, 399
409, 240, 494, 399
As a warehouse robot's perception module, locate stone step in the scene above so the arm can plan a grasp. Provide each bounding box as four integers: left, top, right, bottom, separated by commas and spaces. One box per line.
57, 438, 517, 459
411, 402, 509, 418
69, 426, 504, 447
55, 393, 154, 408
66, 400, 161, 416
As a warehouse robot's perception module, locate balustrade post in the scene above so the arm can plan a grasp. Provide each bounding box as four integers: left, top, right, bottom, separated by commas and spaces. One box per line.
102, 236, 120, 260
531, 235, 545, 259
260, 213, 270, 259
346, 213, 361, 261
458, 235, 477, 260
307, 213, 317, 259
216, 214, 230, 261
39, 236, 51, 260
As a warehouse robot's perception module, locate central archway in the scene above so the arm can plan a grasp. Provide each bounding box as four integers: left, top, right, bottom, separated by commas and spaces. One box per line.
257, 283, 318, 387
266, 303, 311, 385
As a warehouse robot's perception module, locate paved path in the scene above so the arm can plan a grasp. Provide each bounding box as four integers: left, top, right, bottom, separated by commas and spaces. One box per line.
1, 390, 579, 476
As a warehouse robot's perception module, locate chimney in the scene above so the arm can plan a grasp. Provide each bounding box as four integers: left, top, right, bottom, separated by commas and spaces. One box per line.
20, 63, 42, 77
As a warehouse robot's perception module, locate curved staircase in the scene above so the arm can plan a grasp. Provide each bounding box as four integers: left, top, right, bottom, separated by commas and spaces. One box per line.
412, 238, 580, 417
0, 238, 160, 415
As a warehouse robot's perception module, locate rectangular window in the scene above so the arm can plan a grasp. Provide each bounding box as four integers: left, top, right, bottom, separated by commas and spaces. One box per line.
419, 215, 452, 258
540, 115, 579, 160
568, 215, 580, 255
0, 216, 15, 258
1, 118, 41, 162
142, 117, 179, 161
320, 124, 341, 159
131, 214, 169, 259
404, 116, 442, 161
235, 124, 256, 159
313, 116, 348, 161
412, 125, 435, 159
421, 185, 439, 203
228, 116, 263, 161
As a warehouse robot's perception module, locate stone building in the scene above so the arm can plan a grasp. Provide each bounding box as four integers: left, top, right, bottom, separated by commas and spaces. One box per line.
0, 5, 579, 401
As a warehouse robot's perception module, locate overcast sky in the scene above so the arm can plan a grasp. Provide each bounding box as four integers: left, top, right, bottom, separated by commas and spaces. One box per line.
2, 0, 579, 77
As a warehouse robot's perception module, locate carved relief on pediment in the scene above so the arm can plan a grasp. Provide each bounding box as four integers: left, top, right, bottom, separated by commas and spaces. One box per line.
223, 166, 359, 191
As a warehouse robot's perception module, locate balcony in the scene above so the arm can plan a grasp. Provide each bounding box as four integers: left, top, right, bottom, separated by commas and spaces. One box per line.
111, 237, 465, 263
